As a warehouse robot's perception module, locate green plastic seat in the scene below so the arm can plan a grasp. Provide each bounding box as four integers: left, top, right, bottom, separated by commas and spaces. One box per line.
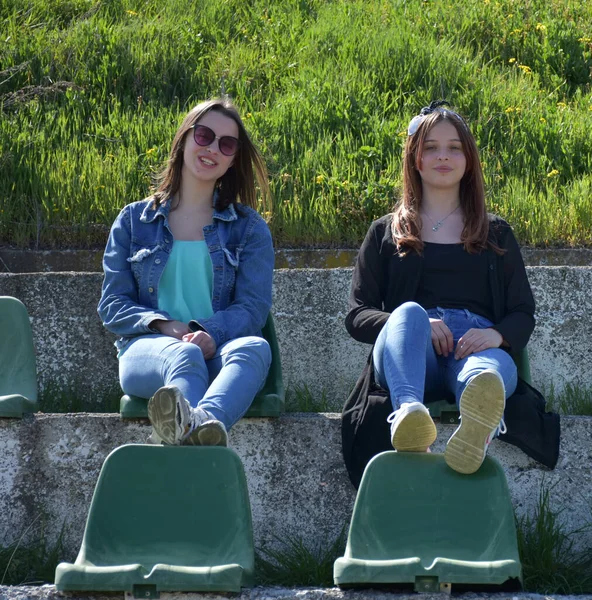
120, 312, 285, 418
426, 347, 532, 424
55, 445, 255, 593
334, 452, 522, 590
0, 296, 39, 417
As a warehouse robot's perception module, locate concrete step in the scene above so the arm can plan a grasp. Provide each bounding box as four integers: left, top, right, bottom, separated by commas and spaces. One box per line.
1, 413, 590, 562
0, 267, 591, 410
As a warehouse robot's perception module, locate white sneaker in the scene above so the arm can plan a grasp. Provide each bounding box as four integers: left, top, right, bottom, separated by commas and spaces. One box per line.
445, 369, 506, 474
387, 401, 437, 452
147, 386, 208, 446
183, 418, 228, 447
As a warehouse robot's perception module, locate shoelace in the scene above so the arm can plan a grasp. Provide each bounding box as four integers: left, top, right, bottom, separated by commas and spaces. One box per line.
386, 411, 398, 424
486, 418, 507, 445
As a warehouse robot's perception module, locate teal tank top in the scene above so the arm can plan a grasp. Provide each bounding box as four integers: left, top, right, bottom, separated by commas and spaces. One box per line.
157, 240, 214, 323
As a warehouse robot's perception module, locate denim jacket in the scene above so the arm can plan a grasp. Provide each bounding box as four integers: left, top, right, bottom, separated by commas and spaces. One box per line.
97, 196, 274, 351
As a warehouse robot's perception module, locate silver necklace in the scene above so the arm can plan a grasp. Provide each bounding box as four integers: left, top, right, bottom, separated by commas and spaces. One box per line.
423, 205, 460, 232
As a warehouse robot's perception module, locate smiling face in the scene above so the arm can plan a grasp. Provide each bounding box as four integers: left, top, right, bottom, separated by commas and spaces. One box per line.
182, 109, 239, 185
417, 120, 467, 191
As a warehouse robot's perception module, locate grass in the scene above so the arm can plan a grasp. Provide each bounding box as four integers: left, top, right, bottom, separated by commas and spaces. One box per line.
516, 483, 592, 593
1, 0, 592, 248
546, 382, 592, 416
256, 529, 347, 587
38, 380, 121, 413
285, 383, 335, 413
0, 517, 64, 586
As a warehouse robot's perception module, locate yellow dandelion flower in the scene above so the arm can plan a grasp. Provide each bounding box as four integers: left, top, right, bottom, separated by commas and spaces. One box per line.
518, 64, 532, 74
315, 175, 325, 184
578, 37, 592, 43
245, 112, 252, 119
508, 58, 517, 64
505, 107, 515, 113
146, 147, 156, 156
397, 131, 406, 137
556, 102, 567, 110
535, 23, 546, 32
540, 117, 546, 122
126, 10, 138, 16
547, 169, 560, 178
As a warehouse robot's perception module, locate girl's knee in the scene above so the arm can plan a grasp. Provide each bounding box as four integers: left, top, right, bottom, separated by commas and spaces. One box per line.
386, 302, 430, 335
249, 337, 272, 367
394, 301, 428, 319
169, 341, 207, 369
230, 336, 271, 369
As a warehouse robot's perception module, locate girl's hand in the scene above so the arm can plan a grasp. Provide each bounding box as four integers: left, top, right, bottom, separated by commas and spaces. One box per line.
182, 330, 217, 360
455, 328, 503, 360
150, 319, 191, 340
429, 318, 454, 357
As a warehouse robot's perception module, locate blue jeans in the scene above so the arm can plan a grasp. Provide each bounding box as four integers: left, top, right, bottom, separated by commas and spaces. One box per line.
373, 302, 517, 411
119, 334, 271, 430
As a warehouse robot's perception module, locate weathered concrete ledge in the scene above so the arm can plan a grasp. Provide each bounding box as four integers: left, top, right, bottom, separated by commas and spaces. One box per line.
2, 588, 591, 600
1, 589, 592, 600
1, 414, 591, 562
2, 247, 592, 272
0, 268, 590, 409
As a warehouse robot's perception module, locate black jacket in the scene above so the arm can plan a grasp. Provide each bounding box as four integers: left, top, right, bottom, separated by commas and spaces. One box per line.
342, 214, 560, 489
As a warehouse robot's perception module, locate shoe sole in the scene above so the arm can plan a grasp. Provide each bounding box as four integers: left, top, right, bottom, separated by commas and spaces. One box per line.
183, 420, 228, 447
147, 387, 180, 446
392, 408, 437, 452
445, 371, 505, 474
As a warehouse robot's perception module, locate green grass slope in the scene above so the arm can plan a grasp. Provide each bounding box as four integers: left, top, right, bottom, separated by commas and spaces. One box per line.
1, 0, 591, 248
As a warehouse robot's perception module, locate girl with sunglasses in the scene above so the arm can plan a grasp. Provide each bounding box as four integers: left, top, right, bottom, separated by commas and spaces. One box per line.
98, 98, 273, 446
343, 102, 559, 482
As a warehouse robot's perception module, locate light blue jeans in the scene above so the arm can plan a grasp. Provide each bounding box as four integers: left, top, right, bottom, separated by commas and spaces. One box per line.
373, 302, 517, 411
119, 334, 271, 430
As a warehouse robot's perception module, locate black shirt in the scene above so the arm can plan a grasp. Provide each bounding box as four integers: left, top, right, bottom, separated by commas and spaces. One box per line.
345, 213, 536, 351
414, 242, 494, 322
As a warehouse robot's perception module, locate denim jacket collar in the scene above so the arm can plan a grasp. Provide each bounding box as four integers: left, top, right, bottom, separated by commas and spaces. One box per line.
139, 193, 238, 224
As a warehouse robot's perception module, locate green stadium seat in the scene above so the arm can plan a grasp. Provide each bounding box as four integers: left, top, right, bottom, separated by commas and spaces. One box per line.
120, 312, 285, 418
0, 296, 39, 417
426, 347, 532, 424
334, 452, 522, 591
55, 445, 255, 593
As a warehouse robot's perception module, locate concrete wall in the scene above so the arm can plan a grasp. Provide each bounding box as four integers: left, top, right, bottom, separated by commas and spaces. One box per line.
0, 267, 591, 410
1, 414, 591, 561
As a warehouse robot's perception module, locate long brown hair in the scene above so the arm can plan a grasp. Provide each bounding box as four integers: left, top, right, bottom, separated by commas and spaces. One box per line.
392, 107, 500, 255
153, 98, 270, 212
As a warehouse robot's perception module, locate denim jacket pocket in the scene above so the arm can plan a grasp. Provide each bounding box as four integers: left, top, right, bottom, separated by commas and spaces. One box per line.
127, 245, 161, 285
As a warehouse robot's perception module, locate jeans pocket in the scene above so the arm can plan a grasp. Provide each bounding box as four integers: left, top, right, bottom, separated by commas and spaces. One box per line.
469, 312, 494, 329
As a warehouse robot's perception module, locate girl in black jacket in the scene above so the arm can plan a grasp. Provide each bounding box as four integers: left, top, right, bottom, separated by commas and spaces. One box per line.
345, 101, 536, 475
